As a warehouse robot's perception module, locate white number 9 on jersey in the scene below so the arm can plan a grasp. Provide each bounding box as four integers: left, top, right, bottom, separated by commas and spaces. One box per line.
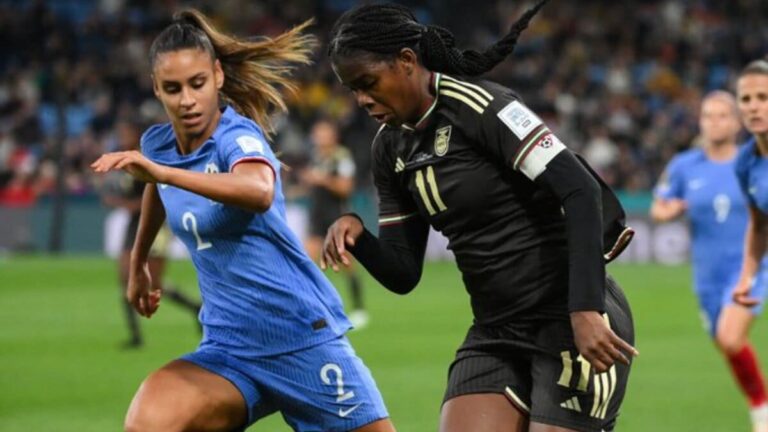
713, 194, 731, 223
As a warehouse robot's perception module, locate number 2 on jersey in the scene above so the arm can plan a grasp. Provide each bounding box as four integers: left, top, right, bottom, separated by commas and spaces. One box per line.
321, 363, 355, 403
182, 211, 212, 251
414, 166, 448, 216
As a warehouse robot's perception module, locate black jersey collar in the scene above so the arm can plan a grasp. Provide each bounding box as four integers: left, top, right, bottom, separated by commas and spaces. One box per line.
401, 72, 441, 132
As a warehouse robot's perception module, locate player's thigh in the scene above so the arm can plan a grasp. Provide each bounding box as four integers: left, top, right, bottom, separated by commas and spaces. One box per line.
268, 336, 389, 431
441, 344, 532, 432
352, 418, 396, 432
440, 393, 528, 432
528, 422, 581, 432
529, 279, 633, 432
125, 359, 247, 432
530, 335, 631, 432
716, 304, 756, 354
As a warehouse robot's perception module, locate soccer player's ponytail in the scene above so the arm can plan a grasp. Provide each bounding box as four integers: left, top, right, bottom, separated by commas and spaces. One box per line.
149, 9, 315, 137
328, 1, 547, 77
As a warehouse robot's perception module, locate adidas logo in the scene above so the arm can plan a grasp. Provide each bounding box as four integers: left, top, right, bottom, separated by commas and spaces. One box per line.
395, 157, 405, 173
560, 396, 582, 413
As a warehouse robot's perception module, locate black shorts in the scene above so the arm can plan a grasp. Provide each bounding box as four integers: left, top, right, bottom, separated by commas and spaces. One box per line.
444, 276, 634, 432
308, 209, 343, 238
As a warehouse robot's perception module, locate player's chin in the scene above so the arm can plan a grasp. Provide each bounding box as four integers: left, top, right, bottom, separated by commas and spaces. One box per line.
383, 115, 402, 127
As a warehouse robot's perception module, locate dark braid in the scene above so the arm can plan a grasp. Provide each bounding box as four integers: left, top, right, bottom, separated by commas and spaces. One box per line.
328, 1, 548, 76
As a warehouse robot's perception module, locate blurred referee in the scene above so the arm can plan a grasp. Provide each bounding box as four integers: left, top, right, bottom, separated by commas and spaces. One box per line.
300, 118, 368, 328
100, 119, 201, 348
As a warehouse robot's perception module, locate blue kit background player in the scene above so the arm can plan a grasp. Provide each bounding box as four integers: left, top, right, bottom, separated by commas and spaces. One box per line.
91, 9, 394, 432
652, 90, 768, 431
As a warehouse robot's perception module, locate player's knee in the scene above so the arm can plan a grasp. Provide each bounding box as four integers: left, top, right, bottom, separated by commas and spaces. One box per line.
715, 329, 746, 355
124, 377, 187, 432
124, 400, 183, 432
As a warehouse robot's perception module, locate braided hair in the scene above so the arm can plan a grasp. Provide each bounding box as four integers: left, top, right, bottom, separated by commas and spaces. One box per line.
328, 1, 548, 76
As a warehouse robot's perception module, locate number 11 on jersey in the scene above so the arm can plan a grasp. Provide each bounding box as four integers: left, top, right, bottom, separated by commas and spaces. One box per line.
414, 166, 448, 216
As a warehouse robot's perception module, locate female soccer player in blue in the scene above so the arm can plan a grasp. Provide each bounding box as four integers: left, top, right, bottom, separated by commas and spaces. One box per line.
651, 90, 768, 431
91, 10, 394, 432
731, 59, 768, 432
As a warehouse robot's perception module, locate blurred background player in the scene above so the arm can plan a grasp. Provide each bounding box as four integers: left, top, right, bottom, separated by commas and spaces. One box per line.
300, 118, 368, 328
651, 90, 768, 432
99, 119, 200, 349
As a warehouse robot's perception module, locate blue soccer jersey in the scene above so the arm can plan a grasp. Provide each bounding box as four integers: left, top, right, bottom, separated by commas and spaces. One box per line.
735, 138, 768, 214
141, 106, 351, 357
655, 148, 748, 295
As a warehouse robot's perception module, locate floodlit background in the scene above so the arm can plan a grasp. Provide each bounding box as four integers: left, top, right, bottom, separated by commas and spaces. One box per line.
1, 0, 768, 431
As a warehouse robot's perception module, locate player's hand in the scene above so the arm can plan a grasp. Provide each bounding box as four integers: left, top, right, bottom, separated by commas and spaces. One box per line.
321, 215, 363, 272
570, 311, 638, 373
91, 151, 168, 184
732, 278, 760, 307
127, 261, 162, 318
664, 199, 687, 217
650, 198, 687, 222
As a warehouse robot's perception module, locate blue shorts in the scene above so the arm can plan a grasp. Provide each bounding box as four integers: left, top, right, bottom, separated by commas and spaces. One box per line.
697, 268, 768, 336
181, 336, 388, 431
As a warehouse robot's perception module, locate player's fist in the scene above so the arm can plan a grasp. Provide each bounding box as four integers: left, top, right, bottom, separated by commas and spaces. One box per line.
127, 260, 162, 318
321, 214, 364, 272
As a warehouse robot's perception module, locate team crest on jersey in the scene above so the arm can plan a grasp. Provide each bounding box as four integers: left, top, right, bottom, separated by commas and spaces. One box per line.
205, 162, 220, 174
434, 126, 451, 156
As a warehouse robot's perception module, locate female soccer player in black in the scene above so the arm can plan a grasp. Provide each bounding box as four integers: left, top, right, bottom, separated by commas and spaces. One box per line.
322, 2, 637, 431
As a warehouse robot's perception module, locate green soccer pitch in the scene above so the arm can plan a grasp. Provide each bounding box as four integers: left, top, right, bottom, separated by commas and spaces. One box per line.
1, 257, 766, 431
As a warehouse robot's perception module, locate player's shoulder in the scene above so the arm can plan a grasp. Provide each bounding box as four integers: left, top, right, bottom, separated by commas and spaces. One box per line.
372, 124, 395, 155
669, 147, 706, 170
735, 138, 757, 171
140, 123, 175, 156
437, 74, 519, 117
215, 106, 269, 153
371, 124, 401, 171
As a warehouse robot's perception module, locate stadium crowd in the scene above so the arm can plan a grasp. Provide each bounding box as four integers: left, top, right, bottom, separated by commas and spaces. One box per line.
1, 0, 767, 207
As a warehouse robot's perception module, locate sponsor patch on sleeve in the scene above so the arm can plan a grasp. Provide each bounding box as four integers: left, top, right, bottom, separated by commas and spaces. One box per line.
497, 100, 544, 140
236, 135, 265, 155
518, 132, 566, 180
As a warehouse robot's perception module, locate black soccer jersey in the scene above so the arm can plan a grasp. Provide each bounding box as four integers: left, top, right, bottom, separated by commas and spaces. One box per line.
370, 73, 630, 324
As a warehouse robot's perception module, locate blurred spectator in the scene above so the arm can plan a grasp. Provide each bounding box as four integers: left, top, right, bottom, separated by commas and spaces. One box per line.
0, 0, 767, 206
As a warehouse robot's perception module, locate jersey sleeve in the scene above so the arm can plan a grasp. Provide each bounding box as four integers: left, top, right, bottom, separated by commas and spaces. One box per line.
467, 88, 566, 181
653, 156, 685, 200
372, 128, 419, 226
139, 124, 165, 162
219, 125, 279, 177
